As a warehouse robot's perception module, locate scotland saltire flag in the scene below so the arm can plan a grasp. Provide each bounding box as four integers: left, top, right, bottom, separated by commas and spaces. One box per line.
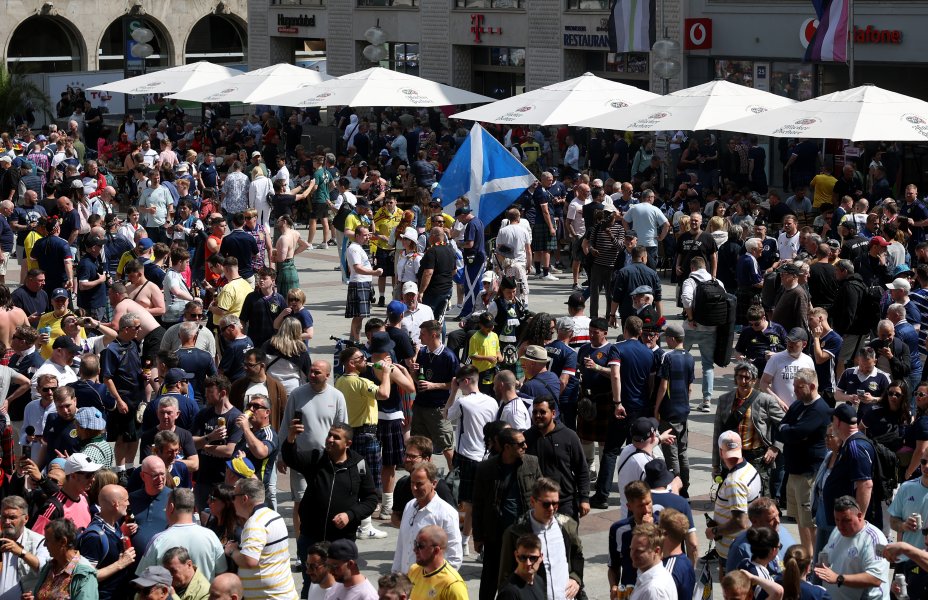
804, 0, 849, 63
437, 123, 535, 224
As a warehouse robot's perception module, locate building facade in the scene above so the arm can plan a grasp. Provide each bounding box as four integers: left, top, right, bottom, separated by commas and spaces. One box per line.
2, 0, 248, 74
251, 0, 684, 97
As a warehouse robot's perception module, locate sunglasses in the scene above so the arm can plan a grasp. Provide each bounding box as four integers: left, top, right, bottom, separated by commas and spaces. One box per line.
42, 386, 58, 393
536, 500, 559, 509
187, 314, 204, 320
888, 391, 903, 398
507, 441, 528, 448
246, 404, 269, 411
517, 554, 541, 564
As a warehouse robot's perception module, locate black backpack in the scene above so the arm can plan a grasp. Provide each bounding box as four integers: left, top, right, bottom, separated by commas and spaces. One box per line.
690, 276, 729, 326
848, 432, 898, 503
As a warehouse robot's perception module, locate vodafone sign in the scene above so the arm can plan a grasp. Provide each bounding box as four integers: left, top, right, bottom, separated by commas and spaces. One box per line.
800, 17, 818, 48
800, 18, 903, 48
684, 18, 712, 50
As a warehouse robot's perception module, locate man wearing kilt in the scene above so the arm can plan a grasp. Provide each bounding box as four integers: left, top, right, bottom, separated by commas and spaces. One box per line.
576, 318, 614, 476
335, 343, 393, 540
345, 225, 382, 344
365, 332, 416, 521
528, 178, 558, 281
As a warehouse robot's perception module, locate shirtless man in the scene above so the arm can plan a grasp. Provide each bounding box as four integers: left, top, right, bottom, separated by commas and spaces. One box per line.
123, 258, 166, 318
107, 282, 165, 373
0, 286, 30, 349
272, 214, 310, 264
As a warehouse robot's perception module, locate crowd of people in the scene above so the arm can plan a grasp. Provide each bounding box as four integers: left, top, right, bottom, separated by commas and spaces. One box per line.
0, 95, 924, 600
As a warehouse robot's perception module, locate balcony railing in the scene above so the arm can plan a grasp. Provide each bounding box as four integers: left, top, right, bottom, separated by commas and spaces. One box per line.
358, 0, 419, 6
455, 0, 525, 8
270, 0, 325, 6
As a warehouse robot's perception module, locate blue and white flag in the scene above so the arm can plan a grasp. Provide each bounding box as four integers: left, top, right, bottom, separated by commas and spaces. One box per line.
436, 123, 536, 224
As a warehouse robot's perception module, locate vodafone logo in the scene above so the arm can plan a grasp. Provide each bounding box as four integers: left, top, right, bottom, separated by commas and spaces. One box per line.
684, 18, 712, 50
690, 23, 707, 45
800, 17, 819, 49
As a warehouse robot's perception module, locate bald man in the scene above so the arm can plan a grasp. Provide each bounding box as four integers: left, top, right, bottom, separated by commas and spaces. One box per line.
91, 186, 118, 217
409, 525, 467, 600
129, 456, 172, 556
209, 573, 244, 600
79, 484, 137, 599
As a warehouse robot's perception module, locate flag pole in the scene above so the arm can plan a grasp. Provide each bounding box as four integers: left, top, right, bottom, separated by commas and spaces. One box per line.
848, 0, 855, 86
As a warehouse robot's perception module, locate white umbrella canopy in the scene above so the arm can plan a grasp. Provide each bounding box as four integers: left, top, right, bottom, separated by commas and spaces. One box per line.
166, 63, 332, 104
87, 62, 243, 95
450, 72, 659, 126
260, 66, 494, 108
715, 84, 928, 142
572, 79, 796, 132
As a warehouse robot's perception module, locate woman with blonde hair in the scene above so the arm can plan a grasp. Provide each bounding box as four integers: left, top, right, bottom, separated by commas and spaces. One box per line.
262, 317, 311, 394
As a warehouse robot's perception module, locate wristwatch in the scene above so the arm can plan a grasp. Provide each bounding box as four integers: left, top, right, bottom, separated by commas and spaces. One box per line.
836, 574, 844, 587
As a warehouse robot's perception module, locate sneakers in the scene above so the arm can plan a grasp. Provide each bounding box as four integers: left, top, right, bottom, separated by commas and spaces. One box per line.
313, 243, 327, 250
589, 494, 609, 510
377, 296, 385, 307
572, 283, 582, 291
327, 239, 337, 246
541, 273, 559, 281
374, 508, 392, 520
698, 400, 712, 413
357, 526, 388, 540
290, 557, 303, 572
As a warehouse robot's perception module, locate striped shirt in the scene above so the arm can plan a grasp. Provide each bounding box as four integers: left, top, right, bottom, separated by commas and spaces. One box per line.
239, 506, 297, 600
713, 461, 761, 558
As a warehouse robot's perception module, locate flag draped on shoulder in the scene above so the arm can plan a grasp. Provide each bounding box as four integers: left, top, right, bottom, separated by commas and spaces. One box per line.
436, 123, 535, 225
607, 0, 656, 54
804, 0, 850, 63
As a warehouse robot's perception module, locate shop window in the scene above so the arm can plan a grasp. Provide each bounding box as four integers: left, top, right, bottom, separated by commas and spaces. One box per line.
566, 0, 609, 9
473, 47, 526, 67
715, 59, 814, 101
455, 0, 525, 8
376, 42, 420, 75
585, 52, 648, 74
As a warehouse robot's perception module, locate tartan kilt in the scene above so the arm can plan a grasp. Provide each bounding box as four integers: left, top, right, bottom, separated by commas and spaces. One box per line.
531, 219, 557, 252
345, 281, 372, 318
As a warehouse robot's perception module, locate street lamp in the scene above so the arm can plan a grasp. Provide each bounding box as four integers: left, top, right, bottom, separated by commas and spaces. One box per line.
362, 21, 388, 64
651, 37, 680, 95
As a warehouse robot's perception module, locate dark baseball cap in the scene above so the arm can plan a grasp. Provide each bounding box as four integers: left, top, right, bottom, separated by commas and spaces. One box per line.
566, 291, 586, 308
831, 403, 858, 425
630, 417, 659, 442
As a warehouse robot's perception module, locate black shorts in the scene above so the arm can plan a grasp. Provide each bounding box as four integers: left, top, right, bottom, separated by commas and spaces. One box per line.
141, 327, 165, 367
375, 249, 396, 277
106, 403, 140, 442
454, 454, 479, 503
310, 203, 328, 220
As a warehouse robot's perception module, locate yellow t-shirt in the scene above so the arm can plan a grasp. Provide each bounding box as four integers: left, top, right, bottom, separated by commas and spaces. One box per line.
371, 207, 403, 253
468, 330, 500, 374
37, 313, 85, 360
408, 562, 468, 600
212, 277, 254, 326
24, 231, 42, 272
810, 173, 838, 208
334, 373, 379, 427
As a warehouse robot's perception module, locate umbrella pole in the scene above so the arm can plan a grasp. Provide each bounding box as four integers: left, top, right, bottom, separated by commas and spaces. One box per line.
848, 0, 855, 87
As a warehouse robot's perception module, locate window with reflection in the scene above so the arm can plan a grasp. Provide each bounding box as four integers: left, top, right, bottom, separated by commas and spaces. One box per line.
566, 0, 609, 9
376, 42, 420, 75
715, 59, 814, 100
